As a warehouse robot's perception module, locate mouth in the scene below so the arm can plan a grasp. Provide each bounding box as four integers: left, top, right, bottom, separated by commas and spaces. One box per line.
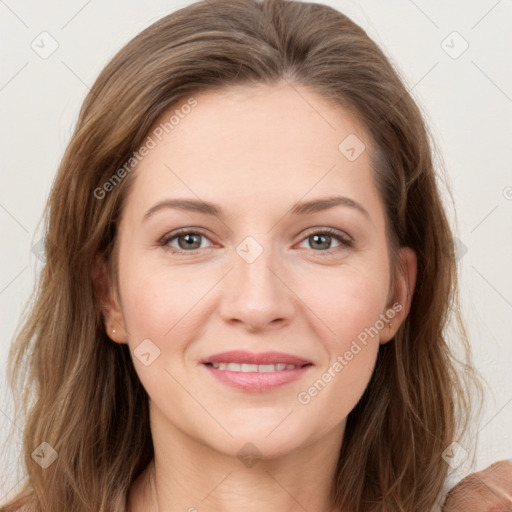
200, 350, 314, 391
204, 362, 311, 372
200, 349, 312, 366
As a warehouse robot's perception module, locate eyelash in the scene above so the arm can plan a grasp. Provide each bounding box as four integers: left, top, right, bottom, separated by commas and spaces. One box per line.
158, 227, 353, 256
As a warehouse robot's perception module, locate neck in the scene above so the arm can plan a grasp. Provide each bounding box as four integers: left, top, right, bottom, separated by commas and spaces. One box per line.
126, 415, 344, 512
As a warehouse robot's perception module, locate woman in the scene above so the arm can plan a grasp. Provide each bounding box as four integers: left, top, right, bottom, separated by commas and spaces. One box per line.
0, 0, 508, 510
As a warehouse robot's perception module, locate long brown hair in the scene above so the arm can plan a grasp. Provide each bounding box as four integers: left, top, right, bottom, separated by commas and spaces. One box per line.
1, 0, 483, 510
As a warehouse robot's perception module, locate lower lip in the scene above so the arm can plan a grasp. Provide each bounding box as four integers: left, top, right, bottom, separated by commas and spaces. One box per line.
202, 363, 313, 391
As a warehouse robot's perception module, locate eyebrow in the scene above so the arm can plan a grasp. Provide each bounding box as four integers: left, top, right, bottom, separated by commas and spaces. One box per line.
142, 195, 370, 222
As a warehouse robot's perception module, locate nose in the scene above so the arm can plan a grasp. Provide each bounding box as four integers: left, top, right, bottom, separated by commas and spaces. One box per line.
218, 237, 296, 332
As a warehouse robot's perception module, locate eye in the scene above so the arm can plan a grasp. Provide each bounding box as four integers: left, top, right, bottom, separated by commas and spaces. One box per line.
158, 228, 214, 254
158, 226, 353, 255
297, 227, 353, 255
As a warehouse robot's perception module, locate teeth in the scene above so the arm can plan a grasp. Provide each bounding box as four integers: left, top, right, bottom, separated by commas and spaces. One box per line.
241, 363, 258, 372
209, 362, 303, 372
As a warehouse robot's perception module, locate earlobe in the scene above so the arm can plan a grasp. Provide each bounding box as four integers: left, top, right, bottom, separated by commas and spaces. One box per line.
379, 246, 417, 344
92, 253, 128, 344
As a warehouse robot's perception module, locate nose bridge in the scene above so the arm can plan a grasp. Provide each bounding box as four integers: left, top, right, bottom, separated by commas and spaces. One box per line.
219, 232, 294, 329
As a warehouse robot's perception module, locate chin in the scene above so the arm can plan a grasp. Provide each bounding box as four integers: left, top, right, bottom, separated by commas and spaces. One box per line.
212, 423, 311, 461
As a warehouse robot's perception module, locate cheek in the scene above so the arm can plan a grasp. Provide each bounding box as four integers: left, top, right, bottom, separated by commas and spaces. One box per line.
292, 267, 387, 413
119, 256, 206, 340
297, 264, 389, 348
122, 279, 172, 339
118, 261, 212, 397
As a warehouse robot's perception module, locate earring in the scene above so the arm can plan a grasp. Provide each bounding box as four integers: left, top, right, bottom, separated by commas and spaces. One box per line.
112, 329, 116, 333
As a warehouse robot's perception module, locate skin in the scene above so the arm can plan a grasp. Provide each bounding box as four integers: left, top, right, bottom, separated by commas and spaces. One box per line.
96, 81, 417, 512
443, 460, 512, 511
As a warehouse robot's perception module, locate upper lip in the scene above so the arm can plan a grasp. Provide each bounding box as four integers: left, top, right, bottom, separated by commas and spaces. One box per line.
200, 350, 312, 366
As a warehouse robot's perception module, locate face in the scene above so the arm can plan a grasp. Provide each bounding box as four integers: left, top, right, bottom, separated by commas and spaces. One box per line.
99, 81, 416, 460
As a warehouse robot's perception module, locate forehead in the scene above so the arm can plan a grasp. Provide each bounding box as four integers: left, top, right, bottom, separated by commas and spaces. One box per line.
123, 82, 385, 227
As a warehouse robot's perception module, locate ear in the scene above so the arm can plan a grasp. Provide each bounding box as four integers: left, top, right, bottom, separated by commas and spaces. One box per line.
92, 253, 129, 344
379, 246, 417, 344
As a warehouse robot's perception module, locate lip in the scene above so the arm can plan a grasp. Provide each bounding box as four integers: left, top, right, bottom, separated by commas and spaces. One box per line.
200, 350, 312, 366
202, 363, 312, 391
199, 350, 314, 392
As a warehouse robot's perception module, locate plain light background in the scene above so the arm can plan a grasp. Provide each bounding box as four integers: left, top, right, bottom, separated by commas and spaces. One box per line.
1, 0, 511, 501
